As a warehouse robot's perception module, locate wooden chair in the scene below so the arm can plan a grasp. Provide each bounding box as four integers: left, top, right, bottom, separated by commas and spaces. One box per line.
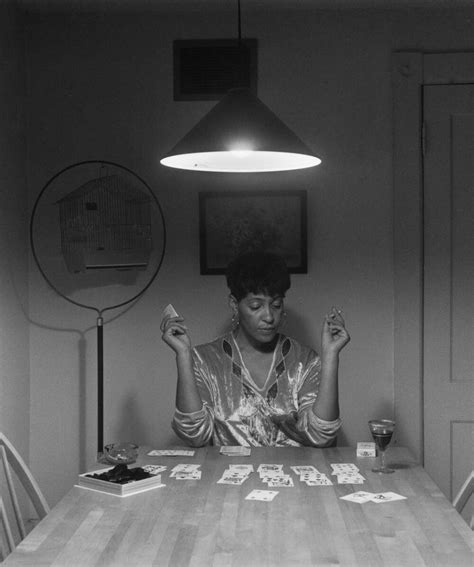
453, 470, 474, 529
0, 433, 49, 560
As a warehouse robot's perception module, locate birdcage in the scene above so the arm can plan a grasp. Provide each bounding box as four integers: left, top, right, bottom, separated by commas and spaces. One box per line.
57, 174, 152, 274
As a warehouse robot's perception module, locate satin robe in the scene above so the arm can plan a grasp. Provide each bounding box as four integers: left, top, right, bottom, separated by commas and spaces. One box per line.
172, 332, 341, 447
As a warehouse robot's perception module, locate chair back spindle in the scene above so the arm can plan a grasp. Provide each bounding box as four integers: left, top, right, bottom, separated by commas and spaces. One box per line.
0, 433, 49, 560
0, 495, 15, 557
453, 470, 474, 530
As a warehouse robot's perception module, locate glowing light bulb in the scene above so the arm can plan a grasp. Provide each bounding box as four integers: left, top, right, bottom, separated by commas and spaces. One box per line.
230, 150, 253, 158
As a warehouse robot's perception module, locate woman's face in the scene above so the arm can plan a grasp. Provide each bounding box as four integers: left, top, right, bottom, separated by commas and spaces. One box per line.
232, 292, 285, 347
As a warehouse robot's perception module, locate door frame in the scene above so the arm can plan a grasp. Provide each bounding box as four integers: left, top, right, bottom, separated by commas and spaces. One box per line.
392, 51, 474, 464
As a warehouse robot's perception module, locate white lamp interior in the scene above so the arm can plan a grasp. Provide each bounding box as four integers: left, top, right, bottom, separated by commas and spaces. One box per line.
160, 151, 321, 172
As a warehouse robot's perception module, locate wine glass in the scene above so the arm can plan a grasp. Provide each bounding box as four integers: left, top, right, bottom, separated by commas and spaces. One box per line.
368, 419, 395, 473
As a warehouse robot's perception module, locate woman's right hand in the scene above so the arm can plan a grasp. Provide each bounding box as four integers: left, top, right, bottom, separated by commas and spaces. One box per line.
160, 315, 192, 355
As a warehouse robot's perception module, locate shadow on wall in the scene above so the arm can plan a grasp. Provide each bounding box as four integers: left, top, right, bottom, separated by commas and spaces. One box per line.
116, 395, 149, 446
27, 298, 140, 470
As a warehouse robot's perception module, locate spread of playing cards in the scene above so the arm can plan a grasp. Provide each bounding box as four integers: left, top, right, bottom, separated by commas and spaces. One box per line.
144, 450, 407, 504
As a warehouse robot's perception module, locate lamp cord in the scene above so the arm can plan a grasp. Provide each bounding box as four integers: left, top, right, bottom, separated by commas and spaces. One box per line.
237, 0, 241, 44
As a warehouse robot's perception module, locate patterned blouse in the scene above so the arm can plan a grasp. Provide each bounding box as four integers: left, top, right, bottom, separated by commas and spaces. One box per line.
172, 332, 341, 447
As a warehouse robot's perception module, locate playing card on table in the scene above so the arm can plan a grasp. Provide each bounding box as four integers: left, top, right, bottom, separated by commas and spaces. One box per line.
330, 463, 360, 475
260, 470, 286, 480
220, 469, 245, 478
336, 474, 365, 484
370, 492, 407, 503
305, 475, 333, 486
171, 463, 200, 471
266, 476, 294, 488
163, 304, 179, 319
217, 464, 252, 485
291, 465, 320, 476
174, 470, 202, 480
245, 489, 279, 502
217, 474, 248, 485
170, 463, 201, 476
299, 472, 325, 482
258, 464, 284, 477
340, 491, 374, 503
142, 464, 168, 475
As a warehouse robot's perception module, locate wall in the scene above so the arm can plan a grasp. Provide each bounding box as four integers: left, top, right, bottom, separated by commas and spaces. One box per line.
0, 2, 29, 461
24, 5, 474, 506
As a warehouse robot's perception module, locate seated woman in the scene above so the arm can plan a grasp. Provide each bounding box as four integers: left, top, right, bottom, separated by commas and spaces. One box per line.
161, 251, 350, 447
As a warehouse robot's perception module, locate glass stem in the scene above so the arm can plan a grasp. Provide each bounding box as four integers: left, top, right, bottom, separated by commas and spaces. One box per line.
380, 449, 386, 470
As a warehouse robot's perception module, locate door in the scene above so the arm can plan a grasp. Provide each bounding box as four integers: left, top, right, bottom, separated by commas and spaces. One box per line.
423, 84, 474, 522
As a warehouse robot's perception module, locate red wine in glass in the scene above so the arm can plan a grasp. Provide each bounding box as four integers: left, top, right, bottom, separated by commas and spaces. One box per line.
368, 419, 395, 473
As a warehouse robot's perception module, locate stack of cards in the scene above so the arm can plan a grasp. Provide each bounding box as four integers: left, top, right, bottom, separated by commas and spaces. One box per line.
340, 491, 406, 504
147, 449, 195, 457
291, 465, 333, 486
258, 464, 294, 487
330, 463, 366, 484
217, 464, 254, 485
170, 463, 202, 480
219, 446, 251, 457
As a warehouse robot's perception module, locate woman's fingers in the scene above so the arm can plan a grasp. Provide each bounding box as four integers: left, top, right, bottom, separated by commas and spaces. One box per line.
326, 307, 347, 333
164, 323, 187, 337
160, 316, 185, 333
328, 306, 345, 324
323, 307, 350, 350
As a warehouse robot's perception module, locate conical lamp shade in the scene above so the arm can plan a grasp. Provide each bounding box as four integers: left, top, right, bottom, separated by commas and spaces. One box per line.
160, 88, 321, 172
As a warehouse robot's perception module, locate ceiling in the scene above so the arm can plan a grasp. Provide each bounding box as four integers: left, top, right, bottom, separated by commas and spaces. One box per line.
14, 0, 474, 12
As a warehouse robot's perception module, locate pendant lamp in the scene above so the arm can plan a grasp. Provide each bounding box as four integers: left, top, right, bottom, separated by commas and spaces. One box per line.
160, 87, 321, 172
160, 1, 321, 173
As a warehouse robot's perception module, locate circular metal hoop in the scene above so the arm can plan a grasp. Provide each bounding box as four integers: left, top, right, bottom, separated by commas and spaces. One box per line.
30, 160, 167, 316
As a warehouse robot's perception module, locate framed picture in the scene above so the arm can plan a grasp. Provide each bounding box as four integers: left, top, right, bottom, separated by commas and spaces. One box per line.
199, 190, 307, 275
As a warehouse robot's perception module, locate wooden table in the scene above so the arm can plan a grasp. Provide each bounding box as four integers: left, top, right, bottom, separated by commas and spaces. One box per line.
4, 447, 473, 566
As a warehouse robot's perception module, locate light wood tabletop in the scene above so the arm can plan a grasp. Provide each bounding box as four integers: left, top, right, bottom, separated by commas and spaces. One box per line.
4, 446, 473, 567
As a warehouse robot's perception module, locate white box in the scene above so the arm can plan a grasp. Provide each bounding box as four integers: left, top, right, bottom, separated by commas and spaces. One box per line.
77, 466, 165, 497
357, 442, 376, 457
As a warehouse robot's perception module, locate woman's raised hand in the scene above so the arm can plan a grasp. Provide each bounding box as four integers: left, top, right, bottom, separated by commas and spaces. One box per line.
160, 314, 192, 354
321, 307, 350, 356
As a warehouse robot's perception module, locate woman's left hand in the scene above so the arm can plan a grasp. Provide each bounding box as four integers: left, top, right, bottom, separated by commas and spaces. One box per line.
321, 307, 350, 356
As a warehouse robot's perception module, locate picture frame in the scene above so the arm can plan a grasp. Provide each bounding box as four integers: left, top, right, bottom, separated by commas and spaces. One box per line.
199, 190, 307, 275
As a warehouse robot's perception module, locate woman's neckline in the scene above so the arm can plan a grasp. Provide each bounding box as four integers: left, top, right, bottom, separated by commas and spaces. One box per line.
231, 328, 280, 353
231, 333, 281, 393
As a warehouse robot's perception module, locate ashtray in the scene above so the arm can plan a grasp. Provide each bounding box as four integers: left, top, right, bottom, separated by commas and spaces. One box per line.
103, 442, 139, 465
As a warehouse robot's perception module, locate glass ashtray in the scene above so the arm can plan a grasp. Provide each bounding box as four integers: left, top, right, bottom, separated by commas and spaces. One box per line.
103, 442, 139, 465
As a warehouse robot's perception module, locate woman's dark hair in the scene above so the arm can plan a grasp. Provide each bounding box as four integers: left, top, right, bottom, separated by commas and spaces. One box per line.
226, 251, 291, 301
